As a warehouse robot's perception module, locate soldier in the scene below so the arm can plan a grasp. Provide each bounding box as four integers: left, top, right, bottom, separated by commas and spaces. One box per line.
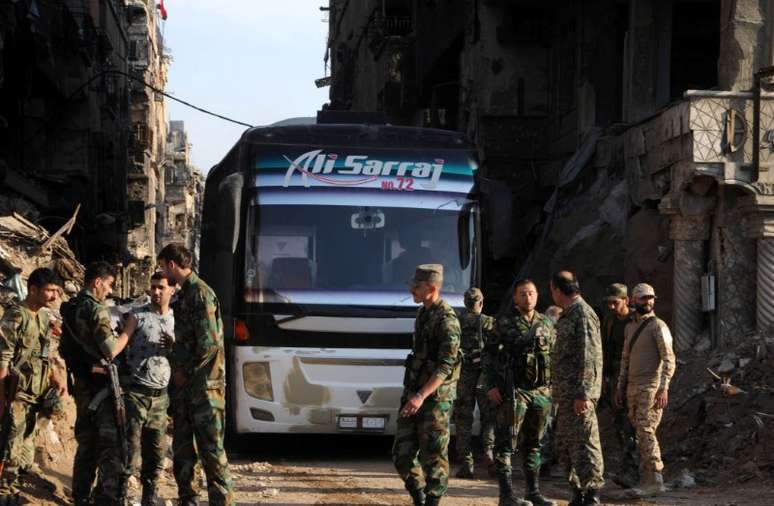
392, 264, 461, 506
60, 261, 130, 506
114, 272, 176, 506
615, 283, 675, 497
549, 271, 604, 506
156, 243, 234, 506
600, 284, 639, 488
485, 279, 556, 506
0, 268, 67, 504
453, 287, 495, 479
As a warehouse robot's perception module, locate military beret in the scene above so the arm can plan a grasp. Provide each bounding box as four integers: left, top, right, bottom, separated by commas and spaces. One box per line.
409, 264, 443, 287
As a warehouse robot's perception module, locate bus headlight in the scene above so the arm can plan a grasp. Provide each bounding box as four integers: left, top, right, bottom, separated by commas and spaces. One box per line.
243, 362, 273, 401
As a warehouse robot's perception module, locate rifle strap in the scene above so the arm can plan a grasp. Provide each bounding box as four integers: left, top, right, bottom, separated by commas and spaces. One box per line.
627, 317, 656, 355
87, 387, 109, 412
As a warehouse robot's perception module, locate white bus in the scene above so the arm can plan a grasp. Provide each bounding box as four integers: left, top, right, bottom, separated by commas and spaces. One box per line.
200, 123, 480, 434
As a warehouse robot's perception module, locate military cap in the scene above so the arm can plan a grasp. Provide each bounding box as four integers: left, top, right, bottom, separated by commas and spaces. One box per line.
631, 283, 657, 298
464, 287, 483, 305
604, 283, 628, 301
409, 264, 443, 287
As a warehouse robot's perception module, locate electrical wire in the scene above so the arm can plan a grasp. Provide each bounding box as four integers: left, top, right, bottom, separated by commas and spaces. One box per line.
20, 69, 254, 147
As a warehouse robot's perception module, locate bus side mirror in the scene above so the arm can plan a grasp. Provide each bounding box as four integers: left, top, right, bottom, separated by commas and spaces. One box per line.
216, 173, 244, 253
457, 205, 471, 270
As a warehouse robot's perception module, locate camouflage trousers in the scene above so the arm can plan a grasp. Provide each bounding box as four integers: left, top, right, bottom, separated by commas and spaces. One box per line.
626, 384, 664, 473
71, 377, 101, 503
554, 397, 605, 490
540, 404, 557, 470
0, 398, 40, 496
453, 364, 495, 466
124, 388, 170, 495
172, 384, 234, 506
493, 387, 551, 475
392, 398, 452, 498
599, 384, 639, 480
94, 390, 129, 504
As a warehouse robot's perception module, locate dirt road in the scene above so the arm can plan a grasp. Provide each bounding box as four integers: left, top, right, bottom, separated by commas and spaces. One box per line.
147, 434, 773, 506
21, 432, 774, 505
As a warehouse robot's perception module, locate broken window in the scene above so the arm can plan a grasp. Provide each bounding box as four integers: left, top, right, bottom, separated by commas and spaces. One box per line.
670, 0, 719, 98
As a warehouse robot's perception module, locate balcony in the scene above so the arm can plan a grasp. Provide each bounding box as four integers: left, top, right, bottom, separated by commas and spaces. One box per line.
623, 90, 774, 203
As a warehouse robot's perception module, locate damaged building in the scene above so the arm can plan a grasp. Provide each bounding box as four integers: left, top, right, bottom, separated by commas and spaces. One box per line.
0, 0, 172, 291
326, 0, 774, 349
163, 120, 204, 263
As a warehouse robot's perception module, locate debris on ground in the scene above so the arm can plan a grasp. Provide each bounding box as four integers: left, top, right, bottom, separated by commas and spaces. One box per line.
658, 334, 774, 488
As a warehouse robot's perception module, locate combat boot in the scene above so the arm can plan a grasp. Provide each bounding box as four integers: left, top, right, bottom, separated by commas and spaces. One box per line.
425, 495, 441, 506
582, 489, 600, 505
567, 488, 584, 506
409, 488, 426, 506
524, 470, 556, 506
640, 471, 666, 495
455, 462, 475, 479
497, 474, 532, 506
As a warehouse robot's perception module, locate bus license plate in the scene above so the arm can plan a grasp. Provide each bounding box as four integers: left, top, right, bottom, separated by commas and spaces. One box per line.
338, 416, 358, 429
362, 416, 386, 430
337, 415, 386, 431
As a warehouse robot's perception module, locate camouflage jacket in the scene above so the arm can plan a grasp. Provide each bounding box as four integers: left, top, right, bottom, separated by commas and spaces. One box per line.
404, 298, 461, 402
550, 297, 602, 401
170, 272, 226, 390
458, 310, 495, 364
0, 301, 51, 398
60, 289, 119, 376
483, 306, 555, 393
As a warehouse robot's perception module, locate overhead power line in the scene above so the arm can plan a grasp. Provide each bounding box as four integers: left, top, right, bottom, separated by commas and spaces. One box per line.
21, 69, 254, 147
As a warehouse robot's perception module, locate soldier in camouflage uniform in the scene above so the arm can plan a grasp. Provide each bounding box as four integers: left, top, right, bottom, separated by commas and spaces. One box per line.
108, 272, 176, 506
600, 284, 639, 488
549, 271, 604, 506
616, 283, 676, 498
485, 279, 556, 506
60, 261, 131, 506
157, 243, 234, 506
0, 268, 67, 505
392, 264, 461, 506
453, 287, 495, 479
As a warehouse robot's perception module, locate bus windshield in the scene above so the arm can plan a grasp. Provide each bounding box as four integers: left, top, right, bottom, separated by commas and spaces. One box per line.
244, 198, 475, 304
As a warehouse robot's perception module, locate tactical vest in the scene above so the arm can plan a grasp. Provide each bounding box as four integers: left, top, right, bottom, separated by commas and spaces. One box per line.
518, 322, 551, 389
7, 303, 52, 398
59, 295, 99, 378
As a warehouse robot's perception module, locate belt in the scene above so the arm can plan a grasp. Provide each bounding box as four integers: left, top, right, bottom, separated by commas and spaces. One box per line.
128, 384, 168, 397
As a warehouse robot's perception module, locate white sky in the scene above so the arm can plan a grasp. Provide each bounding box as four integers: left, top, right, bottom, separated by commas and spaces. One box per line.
162, 1, 330, 172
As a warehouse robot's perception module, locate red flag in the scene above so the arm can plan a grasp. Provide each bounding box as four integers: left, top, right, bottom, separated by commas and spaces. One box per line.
157, 0, 168, 20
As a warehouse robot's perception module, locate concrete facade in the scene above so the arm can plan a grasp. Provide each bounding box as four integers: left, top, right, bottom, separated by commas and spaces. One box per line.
327, 0, 774, 347
162, 121, 203, 265
0, 0, 172, 277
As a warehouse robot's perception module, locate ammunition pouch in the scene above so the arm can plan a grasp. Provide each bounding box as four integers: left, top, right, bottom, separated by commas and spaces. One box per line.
520, 349, 551, 389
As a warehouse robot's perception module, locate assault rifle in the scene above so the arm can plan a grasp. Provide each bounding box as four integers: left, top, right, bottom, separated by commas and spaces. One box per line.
0, 371, 20, 479
502, 345, 517, 438
103, 359, 129, 503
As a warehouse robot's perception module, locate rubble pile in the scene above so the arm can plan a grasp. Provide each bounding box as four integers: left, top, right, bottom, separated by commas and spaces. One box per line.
0, 213, 84, 296
659, 335, 774, 486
